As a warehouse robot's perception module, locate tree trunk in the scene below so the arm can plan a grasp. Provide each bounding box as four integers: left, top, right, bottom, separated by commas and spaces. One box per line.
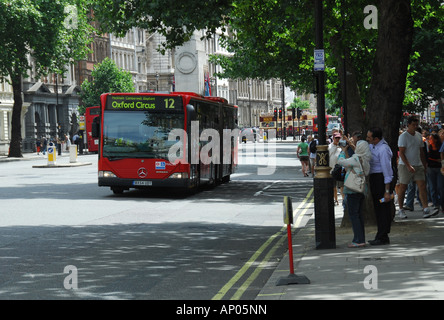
8, 72, 23, 158
329, 34, 365, 135
340, 0, 413, 228
330, 35, 371, 227
366, 0, 414, 152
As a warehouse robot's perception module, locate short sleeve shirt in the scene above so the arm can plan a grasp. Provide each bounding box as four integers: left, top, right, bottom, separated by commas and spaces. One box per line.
398, 131, 423, 166
298, 142, 309, 156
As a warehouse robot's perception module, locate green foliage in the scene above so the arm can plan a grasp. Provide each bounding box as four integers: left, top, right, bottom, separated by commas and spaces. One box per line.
79, 57, 135, 114
92, 0, 443, 115
0, 0, 94, 157
404, 2, 444, 111
210, 0, 379, 108
91, 0, 233, 53
0, 0, 93, 79
289, 98, 310, 110
210, 0, 313, 91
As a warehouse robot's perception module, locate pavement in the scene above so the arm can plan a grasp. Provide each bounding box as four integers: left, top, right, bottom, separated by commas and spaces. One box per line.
257, 196, 444, 300
0, 151, 92, 167
3, 150, 444, 300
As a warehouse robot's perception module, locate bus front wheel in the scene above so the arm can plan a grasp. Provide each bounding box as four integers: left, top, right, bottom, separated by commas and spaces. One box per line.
111, 187, 125, 195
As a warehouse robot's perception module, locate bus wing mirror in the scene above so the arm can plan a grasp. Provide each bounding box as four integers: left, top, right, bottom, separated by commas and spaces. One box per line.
186, 104, 196, 121
92, 117, 101, 138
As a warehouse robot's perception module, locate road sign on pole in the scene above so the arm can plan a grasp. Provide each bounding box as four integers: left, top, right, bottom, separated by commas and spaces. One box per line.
314, 49, 325, 71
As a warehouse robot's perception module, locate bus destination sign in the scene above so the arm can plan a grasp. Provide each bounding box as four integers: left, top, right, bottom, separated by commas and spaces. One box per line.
106, 95, 182, 111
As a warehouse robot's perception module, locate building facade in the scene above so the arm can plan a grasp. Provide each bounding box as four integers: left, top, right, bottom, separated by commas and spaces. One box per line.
1, 26, 299, 155
0, 79, 31, 155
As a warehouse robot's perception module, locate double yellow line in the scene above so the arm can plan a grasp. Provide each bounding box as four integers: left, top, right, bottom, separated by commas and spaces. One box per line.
212, 188, 314, 300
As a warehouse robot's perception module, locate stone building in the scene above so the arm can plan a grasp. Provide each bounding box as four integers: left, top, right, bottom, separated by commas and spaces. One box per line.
20, 32, 110, 153
0, 79, 30, 155
0, 25, 296, 155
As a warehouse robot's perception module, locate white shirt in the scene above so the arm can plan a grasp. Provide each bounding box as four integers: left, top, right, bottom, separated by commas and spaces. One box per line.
328, 143, 341, 172
398, 131, 423, 166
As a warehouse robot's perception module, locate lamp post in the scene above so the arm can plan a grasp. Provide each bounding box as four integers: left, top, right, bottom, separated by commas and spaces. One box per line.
155, 72, 159, 91
248, 79, 252, 127
282, 80, 286, 140
313, 0, 336, 249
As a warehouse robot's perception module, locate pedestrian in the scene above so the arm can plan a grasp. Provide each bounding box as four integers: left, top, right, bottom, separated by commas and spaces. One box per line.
366, 127, 394, 245
426, 133, 443, 213
438, 134, 444, 213
65, 134, 71, 151
297, 136, 310, 177
402, 126, 425, 213
36, 139, 41, 155
438, 128, 444, 144
42, 136, 47, 155
309, 134, 318, 177
397, 116, 438, 218
338, 139, 372, 248
329, 132, 343, 205
73, 132, 80, 152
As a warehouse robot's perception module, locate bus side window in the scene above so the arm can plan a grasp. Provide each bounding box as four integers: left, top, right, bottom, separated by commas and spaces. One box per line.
92, 117, 101, 138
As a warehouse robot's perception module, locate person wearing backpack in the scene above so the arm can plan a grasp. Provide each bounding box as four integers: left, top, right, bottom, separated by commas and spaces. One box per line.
309, 135, 318, 177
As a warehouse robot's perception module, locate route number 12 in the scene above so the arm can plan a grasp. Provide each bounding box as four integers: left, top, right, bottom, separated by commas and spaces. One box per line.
164, 98, 175, 109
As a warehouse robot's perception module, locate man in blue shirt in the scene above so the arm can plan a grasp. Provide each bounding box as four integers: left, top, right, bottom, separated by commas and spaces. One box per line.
440, 142, 444, 176
366, 127, 394, 245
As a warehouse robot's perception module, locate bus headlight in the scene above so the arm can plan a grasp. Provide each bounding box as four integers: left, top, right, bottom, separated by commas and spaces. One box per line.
169, 172, 189, 179
99, 171, 117, 178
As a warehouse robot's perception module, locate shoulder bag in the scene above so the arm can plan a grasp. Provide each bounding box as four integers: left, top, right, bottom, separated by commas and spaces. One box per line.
344, 156, 365, 193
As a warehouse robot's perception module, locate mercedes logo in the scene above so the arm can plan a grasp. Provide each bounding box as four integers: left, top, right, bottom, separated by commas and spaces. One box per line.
137, 167, 147, 178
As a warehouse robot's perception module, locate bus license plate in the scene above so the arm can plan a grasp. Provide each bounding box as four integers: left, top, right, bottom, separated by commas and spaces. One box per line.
133, 181, 152, 186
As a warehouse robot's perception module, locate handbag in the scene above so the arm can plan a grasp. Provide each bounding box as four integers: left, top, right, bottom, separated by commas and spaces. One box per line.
331, 164, 345, 181
344, 156, 365, 193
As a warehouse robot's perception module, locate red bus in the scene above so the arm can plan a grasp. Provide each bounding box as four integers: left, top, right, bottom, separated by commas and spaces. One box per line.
85, 106, 100, 153
313, 115, 339, 133
93, 92, 238, 194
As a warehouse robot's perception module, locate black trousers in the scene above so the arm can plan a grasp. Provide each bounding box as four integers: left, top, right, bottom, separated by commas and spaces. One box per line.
369, 173, 392, 241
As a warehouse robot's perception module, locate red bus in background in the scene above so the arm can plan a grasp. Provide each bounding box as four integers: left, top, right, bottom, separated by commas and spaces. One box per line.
93, 92, 238, 194
85, 106, 100, 153
313, 115, 339, 134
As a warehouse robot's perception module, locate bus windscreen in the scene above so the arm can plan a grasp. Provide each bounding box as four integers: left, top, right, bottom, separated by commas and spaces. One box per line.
102, 111, 184, 160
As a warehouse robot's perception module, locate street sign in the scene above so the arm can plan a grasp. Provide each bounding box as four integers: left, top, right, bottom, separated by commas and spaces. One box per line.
47, 144, 56, 165
314, 49, 325, 71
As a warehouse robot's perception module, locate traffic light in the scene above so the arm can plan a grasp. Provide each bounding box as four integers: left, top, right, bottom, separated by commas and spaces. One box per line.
279, 108, 282, 118
273, 108, 277, 120
297, 107, 302, 119
292, 108, 296, 118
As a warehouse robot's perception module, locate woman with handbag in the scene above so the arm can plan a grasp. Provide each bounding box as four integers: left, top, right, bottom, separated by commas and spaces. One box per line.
337, 139, 372, 248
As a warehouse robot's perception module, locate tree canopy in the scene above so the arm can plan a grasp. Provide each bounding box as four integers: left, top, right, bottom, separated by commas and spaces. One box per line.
0, 0, 94, 157
92, 0, 443, 134
79, 57, 135, 114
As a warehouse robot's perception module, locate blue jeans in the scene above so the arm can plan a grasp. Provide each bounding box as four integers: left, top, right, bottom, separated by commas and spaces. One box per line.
347, 193, 365, 244
427, 167, 443, 208
404, 181, 416, 208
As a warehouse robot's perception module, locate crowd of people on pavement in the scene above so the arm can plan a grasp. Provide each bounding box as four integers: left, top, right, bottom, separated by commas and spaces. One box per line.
300, 116, 444, 248
35, 133, 83, 155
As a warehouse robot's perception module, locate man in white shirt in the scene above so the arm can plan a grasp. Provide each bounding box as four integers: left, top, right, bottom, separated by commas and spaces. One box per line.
397, 116, 438, 218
